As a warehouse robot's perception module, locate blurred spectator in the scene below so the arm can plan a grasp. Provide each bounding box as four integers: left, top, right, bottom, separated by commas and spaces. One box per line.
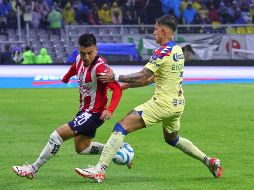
34, 0, 49, 28
227, 1, 238, 23
47, 4, 62, 35
180, 0, 190, 13
251, 4, 254, 23
144, 0, 163, 24
0, 0, 12, 17
208, 4, 220, 22
219, 2, 229, 24
192, 0, 201, 11
21, 0, 35, 13
35, 0, 49, 18
192, 12, 205, 24
36, 47, 52, 64
21, 46, 36, 64
62, 2, 75, 25
73, 0, 90, 24
99, 3, 112, 24
12, 47, 23, 64
183, 3, 196, 24
122, 9, 135, 24
6, 10, 17, 30
88, 4, 101, 25
111, 2, 122, 24
44, 0, 53, 9
192, 12, 206, 33
0, 44, 12, 64
235, 11, 246, 24
160, 0, 181, 19
0, 16, 8, 36
205, 0, 220, 10
10, 0, 16, 12
31, 10, 41, 29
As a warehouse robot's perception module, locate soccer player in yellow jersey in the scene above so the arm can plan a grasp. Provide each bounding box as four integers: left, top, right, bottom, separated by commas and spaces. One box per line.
75, 15, 223, 182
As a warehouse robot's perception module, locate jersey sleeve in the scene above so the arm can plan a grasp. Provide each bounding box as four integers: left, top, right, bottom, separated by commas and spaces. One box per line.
62, 63, 77, 83
106, 82, 122, 113
96, 64, 122, 113
145, 47, 172, 73
95, 63, 111, 76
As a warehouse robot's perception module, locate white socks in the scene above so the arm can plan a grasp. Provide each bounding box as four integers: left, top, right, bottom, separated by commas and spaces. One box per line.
78, 142, 104, 155
32, 131, 63, 171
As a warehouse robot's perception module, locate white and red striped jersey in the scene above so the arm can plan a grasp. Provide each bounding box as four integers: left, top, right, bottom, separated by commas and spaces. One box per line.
62, 55, 122, 113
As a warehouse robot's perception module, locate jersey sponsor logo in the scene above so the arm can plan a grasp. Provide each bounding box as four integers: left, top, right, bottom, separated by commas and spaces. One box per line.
172, 63, 184, 71
173, 53, 184, 62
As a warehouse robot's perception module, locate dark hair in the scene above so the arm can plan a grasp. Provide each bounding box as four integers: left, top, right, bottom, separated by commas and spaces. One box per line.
78, 33, 96, 47
156, 15, 178, 32
25, 46, 30, 51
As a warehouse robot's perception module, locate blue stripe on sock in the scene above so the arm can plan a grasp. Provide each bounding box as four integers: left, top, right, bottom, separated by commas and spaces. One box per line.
113, 123, 128, 135
166, 136, 179, 147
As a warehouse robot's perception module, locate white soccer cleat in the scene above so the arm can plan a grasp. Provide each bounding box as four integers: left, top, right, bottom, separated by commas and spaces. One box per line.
208, 158, 223, 178
75, 166, 105, 183
13, 162, 37, 179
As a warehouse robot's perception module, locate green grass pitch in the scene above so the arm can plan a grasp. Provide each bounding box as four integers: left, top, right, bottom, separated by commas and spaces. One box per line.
0, 84, 254, 190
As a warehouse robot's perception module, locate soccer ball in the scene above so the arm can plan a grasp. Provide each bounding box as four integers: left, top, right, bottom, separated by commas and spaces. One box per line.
112, 142, 134, 165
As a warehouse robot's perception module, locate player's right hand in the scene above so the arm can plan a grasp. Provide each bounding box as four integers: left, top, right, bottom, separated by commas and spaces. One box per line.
100, 110, 112, 121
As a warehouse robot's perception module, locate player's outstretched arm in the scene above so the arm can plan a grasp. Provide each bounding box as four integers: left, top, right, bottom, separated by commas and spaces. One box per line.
120, 76, 154, 89
61, 63, 76, 83
98, 67, 154, 85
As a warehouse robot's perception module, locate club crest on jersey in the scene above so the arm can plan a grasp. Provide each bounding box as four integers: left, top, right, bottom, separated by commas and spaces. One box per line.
173, 53, 184, 62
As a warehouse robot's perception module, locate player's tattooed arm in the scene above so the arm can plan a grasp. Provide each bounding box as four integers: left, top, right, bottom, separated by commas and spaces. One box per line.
119, 68, 154, 84
122, 76, 154, 89
98, 67, 154, 86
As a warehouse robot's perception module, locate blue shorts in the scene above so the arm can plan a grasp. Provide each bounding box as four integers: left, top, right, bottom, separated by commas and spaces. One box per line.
68, 111, 104, 138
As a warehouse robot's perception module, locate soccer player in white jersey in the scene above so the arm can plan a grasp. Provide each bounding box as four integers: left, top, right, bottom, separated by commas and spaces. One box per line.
13, 33, 123, 179
75, 15, 223, 182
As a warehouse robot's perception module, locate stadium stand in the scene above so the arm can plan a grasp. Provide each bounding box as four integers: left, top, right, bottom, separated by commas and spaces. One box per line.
0, 0, 254, 63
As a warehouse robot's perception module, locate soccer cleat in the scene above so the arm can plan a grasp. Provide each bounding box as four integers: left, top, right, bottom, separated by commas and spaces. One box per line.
13, 162, 37, 179
208, 158, 223, 178
75, 166, 105, 183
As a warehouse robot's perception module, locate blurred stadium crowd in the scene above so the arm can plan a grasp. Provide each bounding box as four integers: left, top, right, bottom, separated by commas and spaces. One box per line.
0, 0, 253, 29
0, 0, 254, 64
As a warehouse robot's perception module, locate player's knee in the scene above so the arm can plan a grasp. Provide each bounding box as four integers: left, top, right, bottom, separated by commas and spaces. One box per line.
165, 136, 179, 147
49, 130, 63, 145
113, 123, 128, 135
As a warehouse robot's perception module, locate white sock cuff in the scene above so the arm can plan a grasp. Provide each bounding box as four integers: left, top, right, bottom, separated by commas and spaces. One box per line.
50, 130, 63, 144
78, 142, 104, 155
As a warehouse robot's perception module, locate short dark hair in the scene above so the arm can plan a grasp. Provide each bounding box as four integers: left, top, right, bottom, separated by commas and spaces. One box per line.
156, 15, 178, 32
78, 33, 96, 47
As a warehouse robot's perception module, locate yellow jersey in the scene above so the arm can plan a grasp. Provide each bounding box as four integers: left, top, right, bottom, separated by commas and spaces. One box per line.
145, 41, 185, 112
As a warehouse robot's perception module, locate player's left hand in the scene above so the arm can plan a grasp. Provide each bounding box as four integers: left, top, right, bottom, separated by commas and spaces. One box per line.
98, 69, 115, 83
100, 110, 112, 121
